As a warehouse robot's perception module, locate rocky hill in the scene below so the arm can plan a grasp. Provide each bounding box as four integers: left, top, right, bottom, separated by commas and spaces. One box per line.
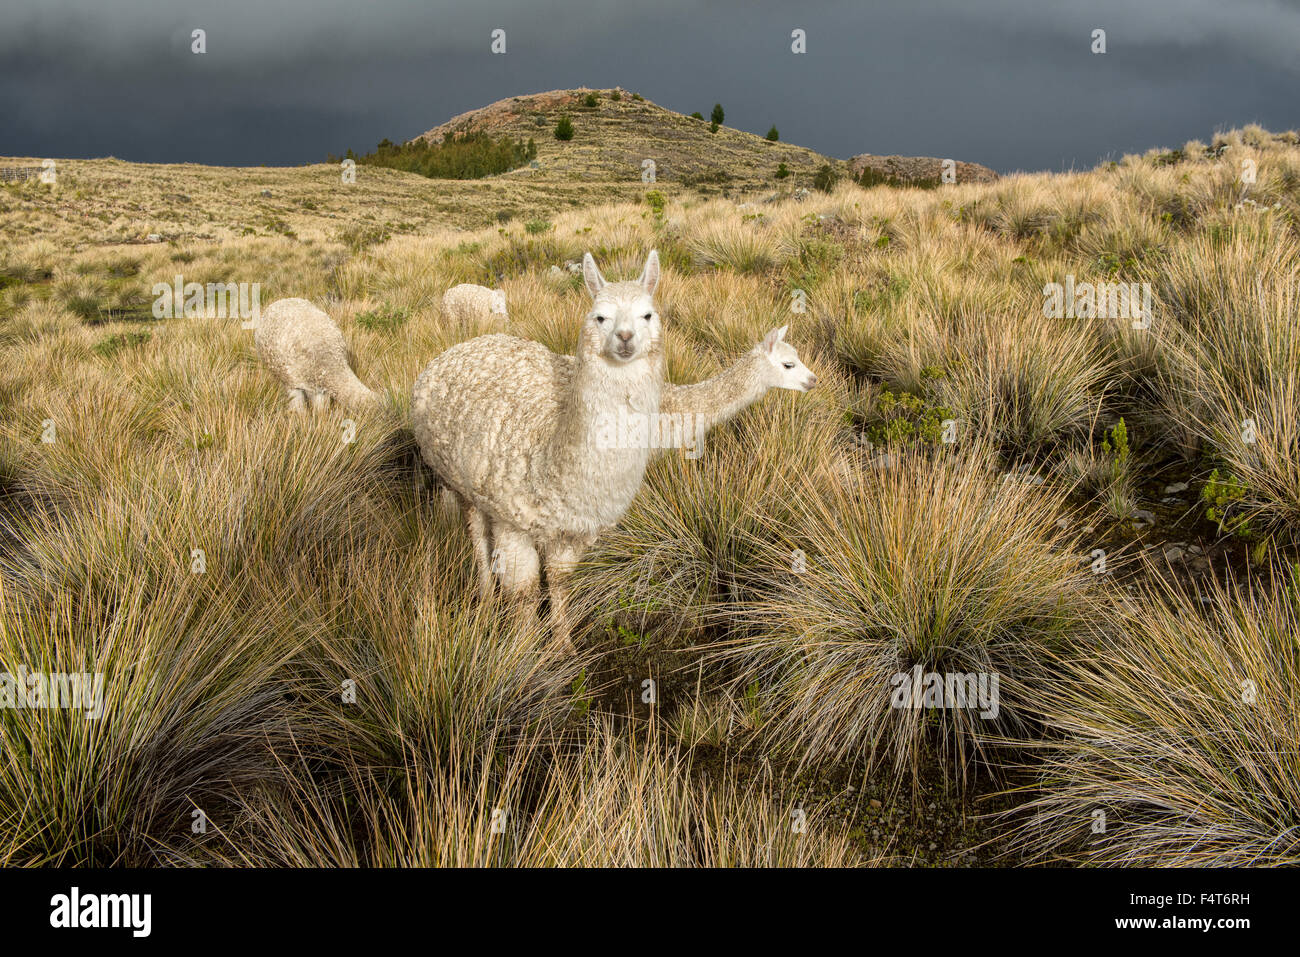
848, 153, 999, 186
412, 87, 842, 193
411, 88, 997, 193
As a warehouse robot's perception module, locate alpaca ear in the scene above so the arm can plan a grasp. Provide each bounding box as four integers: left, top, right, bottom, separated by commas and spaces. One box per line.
639, 249, 660, 296
762, 325, 787, 352
582, 252, 605, 298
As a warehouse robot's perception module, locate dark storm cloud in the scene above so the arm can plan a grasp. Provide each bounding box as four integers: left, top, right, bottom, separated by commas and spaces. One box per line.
1, 0, 1297, 171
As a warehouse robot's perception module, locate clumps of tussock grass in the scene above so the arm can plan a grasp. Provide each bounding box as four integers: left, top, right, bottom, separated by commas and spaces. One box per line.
292, 521, 584, 766
686, 217, 789, 274
1075, 213, 1170, 277
0, 239, 57, 283
667, 689, 761, 749
1004, 562, 1300, 866
91, 330, 151, 358
1153, 226, 1300, 528
0, 299, 77, 351
661, 269, 783, 356
1182, 366, 1300, 533
215, 718, 865, 867
919, 310, 1114, 457
8, 125, 1300, 866
982, 180, 1056, 242
0, 574, 304, 865
720, 445, 1096, 794
826, 270, 911, 376
0, 400, 399, 602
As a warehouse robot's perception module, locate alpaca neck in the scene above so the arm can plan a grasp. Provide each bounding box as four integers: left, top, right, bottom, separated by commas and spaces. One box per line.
542, 347, 664, 487
663, 349, 771, 428
336, 369, 377, 408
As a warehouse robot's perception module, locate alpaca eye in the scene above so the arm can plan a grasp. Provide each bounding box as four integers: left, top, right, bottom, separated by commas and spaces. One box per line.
642, 313, 652, 320
782, 362, 796, 369
595, 315, 607, 324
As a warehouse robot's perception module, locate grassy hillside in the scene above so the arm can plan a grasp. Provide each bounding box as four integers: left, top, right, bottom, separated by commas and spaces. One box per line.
410, 87, 845, 192
1, 123, 1299, 866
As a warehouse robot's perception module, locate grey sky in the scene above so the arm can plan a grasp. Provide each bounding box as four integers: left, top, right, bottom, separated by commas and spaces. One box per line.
1, 0, 1297, 172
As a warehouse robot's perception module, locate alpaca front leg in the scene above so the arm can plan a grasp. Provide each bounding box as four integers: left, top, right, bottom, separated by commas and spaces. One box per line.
463, 501, 494, 599
544, 541, 588, 653
492, 525, 541, 628
286, 387, 309, 413
310, 390, 330, 412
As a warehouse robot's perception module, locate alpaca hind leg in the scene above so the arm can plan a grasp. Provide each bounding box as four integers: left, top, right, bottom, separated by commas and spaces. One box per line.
310, 390, 330, 412
463, 501, 494, 599
543, 541, 587, 652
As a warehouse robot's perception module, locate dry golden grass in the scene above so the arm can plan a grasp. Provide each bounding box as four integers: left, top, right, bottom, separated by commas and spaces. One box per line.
3, 123, 1300, 866
1004, 562, 1300, 866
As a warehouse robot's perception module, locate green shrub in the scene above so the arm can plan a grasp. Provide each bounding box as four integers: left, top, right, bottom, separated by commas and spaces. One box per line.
1202, 469, 1252, 537
857, 166, 941, 189
554, 115, 575, 141
92, 331, 151, 358
813, 164, 839, 193
354, 302, 409, 333
711, 104, 725, 125
775, 162, 789, 179
766, 126, 779, 141
644, 190, 666, 221
861, 387, 956, 447
583, 92, 599, 108
352, 132, 536, 180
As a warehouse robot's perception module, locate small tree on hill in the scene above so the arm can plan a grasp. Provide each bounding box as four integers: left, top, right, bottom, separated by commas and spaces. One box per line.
766, 126, 779, 141
555, 115, 575, 141
711, 104, 725, 125
813, 163, 839, 193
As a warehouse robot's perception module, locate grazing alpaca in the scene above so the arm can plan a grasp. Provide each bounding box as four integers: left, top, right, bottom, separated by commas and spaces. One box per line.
412, 251, 663, 645
442, 284, 508, 323
255, 298, 377, 411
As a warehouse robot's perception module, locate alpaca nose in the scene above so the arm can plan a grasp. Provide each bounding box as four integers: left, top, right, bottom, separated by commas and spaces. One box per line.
804, 374, 818, 390
616, 330, 634, 343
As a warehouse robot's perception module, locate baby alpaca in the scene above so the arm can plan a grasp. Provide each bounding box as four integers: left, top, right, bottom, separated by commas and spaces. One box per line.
660, 325, 817, 438
547, 325, 817, 456
413, 251, 663, 646
442, 284, 508, 323
256, 298, 377, 412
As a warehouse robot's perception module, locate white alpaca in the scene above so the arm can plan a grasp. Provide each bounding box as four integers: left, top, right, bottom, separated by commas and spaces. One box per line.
412, 251, 663, 645
659, 325, 817, 440
442, 284, 508, 323
255, 298, 378, 412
